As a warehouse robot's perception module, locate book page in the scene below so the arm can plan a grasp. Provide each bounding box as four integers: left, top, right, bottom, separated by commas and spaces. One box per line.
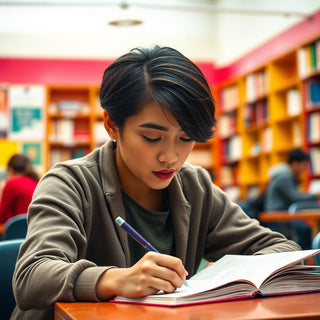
260, 265, 320, 294
112, 250, 320, 305
190, 250, 319, 289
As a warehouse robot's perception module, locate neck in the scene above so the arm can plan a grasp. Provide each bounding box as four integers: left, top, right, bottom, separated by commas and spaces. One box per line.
114, 148, 164, 211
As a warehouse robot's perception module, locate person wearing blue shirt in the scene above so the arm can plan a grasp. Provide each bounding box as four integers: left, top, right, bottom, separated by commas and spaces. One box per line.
264, 148, 320, 249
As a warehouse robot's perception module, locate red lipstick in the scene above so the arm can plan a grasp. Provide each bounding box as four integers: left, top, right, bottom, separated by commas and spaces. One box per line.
153, 170, 174, 180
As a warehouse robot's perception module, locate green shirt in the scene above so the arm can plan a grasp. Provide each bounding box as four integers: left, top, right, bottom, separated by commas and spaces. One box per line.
121, 191, 175, 266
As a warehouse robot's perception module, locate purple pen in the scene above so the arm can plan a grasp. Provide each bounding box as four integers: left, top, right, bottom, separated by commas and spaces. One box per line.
115, 216, 159, 252
115, 216, 190, 288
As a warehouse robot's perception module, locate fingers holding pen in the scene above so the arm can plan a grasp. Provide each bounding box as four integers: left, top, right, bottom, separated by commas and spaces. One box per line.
112, 217, 188, 297
122, 251, 188, 296
96, 252, 188, 300
139, 251, 188, 292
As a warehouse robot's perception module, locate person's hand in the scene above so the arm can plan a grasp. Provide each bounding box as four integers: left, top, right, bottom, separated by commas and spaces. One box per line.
96, 251, 188, 300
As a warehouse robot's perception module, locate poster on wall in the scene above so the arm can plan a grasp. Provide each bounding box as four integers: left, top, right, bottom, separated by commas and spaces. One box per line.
22, 142, 43, 173
0, 85, 8, 138
8, 85, 46, 140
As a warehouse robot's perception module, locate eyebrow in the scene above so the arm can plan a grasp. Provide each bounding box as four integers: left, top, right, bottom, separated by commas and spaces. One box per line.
138, 123, 169, 131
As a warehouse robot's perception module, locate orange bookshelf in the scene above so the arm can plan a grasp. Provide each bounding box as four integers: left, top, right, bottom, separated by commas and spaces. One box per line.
45, 85, 106, 170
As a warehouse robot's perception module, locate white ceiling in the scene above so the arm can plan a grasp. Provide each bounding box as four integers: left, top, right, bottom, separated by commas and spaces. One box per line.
0, 0, 319, 66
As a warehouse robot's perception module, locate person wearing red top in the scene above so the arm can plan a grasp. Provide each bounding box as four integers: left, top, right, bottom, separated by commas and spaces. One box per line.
0, 154, 39, 224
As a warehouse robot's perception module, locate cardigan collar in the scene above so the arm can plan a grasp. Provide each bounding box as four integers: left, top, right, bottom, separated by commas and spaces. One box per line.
99, 139, 191, 264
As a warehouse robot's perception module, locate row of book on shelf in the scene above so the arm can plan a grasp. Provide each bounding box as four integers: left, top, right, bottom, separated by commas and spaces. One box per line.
243, 87, 302, 123
245, 70, 268, 103
243, 99, 268, 127
50, 148, 90, 168
297, 40, 320, 78
218, 111, 237, 138
219, 70, 268, 113
310, 146, 320, 176
48, 119, 107, 145
307, 112, 320, 143
48, 101, 90, 115
221, 135, 242, 163
220, 85, 239, 112
221, 126, 275, 162
219, 87, 302, 136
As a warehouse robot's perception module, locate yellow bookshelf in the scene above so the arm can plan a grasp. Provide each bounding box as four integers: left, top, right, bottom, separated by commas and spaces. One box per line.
217, 36, 320, 200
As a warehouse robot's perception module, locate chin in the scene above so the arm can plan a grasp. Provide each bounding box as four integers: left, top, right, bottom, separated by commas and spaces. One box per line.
152, 180, 172, 190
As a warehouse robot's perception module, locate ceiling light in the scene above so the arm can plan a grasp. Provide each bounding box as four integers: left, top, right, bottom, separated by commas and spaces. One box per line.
108, 1, 142, 27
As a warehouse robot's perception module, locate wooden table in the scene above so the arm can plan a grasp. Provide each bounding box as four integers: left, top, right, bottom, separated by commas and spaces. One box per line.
55, 292, 320, 320
259, 209, 320, 238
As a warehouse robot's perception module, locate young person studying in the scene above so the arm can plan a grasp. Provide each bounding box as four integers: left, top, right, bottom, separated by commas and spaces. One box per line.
11, 46, 300, 320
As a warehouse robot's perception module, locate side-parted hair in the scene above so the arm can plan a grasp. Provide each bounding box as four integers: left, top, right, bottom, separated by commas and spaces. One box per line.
99, 46, 216, 142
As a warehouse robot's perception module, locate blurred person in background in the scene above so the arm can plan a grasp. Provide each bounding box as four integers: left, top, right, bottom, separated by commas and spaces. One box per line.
264, 148, 320, 249
0, 153, 39, 224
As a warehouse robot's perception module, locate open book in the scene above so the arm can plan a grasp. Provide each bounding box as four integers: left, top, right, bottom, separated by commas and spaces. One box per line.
112, 249, 320, 307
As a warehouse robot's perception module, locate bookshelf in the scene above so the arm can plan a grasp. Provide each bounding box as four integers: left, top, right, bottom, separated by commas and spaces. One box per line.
300, 40, 320, 191
45, 85, 107, 170
187, 140, 217, 182
217, 81, 242, 200
218, 36, 320, 201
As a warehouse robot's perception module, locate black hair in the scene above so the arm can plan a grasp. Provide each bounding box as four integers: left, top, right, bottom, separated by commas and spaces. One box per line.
99, 46, 216, 142
7, 154, 39, 182
287, 148, 309, 164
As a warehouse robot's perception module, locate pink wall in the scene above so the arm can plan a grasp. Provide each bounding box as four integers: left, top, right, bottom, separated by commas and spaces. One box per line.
0, 58, 112, 85
216, 9, 320, 84
0, 57, 217, 87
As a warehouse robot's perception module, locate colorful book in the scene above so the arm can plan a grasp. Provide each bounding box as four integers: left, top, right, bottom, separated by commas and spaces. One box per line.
297, 47, 308, 78
112, 250, 320, 307
310, 42, 317, 73
316, 40, 320, 71
286, 89, 301, 116
308, 81, 320, 107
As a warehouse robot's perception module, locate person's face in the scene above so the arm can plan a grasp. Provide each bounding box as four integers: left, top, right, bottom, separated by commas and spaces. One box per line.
291, 160, 309, 178
108, 102, 195, 193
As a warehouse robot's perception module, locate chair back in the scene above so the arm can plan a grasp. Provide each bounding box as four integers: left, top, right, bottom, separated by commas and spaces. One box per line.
312, 232, 320, 265
3, 214, 28, 240
0, 239, 24, 319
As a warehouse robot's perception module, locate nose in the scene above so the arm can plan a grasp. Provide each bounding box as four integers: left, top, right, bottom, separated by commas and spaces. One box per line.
158, 145, 178, 165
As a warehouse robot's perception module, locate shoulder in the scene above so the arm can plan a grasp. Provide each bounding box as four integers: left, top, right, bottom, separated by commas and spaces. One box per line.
4, 176, 27, 187
271, 171, 294, 185
268, 163, 293, 184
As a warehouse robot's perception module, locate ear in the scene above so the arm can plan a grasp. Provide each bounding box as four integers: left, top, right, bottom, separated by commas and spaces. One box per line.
103, 110, 119, 140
